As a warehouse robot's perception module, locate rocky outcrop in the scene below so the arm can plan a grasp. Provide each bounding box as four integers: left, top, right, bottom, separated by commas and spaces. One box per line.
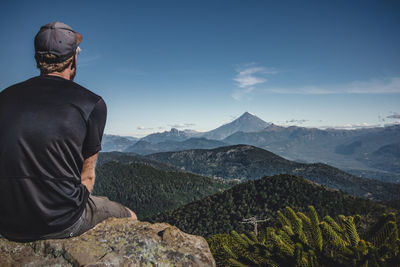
0, 218, 216, 266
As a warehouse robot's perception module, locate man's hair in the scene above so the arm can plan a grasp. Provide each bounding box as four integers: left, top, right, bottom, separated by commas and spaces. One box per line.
35, 54, 74, 74
35, 47, 80, 74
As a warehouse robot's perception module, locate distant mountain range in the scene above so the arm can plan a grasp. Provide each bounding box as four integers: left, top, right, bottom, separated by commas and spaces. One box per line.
147, 145, 400, 201
101, 112, 270, 151
223, 123, 400, 174
101, 112, 400, 176
141, 128, 199, 143
101, 134, 138, 152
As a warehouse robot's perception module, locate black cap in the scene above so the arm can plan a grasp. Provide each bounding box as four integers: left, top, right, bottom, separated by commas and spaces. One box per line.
34, 22, 82, 64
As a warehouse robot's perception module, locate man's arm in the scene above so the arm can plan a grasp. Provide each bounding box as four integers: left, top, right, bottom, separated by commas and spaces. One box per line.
81, 152, 98, 193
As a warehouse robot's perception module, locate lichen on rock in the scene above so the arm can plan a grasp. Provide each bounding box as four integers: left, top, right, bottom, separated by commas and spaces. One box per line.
0, 218, 216, 266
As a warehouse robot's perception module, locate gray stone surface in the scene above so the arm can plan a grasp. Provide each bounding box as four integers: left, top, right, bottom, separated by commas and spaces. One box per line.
0, 218, 216, 266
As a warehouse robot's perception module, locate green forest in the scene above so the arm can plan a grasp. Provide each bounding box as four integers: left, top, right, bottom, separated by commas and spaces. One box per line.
92, 161, 235, 218
147, 174, 395, 238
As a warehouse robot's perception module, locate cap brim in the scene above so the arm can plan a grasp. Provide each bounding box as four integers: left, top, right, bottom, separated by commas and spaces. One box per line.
75, 32, 82, 45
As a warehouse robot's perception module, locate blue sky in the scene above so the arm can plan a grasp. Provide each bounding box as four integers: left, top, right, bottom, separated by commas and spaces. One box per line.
1, 0, 400, 137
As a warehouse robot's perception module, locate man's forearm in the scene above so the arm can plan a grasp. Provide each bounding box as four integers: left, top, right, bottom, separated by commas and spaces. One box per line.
81, 153, 98, 193
82, 175, 95, 192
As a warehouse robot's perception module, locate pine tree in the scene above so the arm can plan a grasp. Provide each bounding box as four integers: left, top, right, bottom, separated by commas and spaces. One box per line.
208, 206, 400, 267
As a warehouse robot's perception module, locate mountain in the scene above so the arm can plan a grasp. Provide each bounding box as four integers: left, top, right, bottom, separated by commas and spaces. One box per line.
147, 174, 393, 237
141, 128, 199, 143
92, 161, 236, 218
101, 134, 138, 152
346, 168, 400, 184
123, 137, 227, 155
365, 142, 400, 173
200, 112, 271, 140
147, 144, 400, 201
223, 124, 400, 175
122, 136, 139, 141
123, 140, 159, 155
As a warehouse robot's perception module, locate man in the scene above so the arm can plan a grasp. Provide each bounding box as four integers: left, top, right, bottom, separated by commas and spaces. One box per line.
0, 22, 137, 242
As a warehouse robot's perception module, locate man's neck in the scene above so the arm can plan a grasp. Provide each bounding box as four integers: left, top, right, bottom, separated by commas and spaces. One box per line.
45, 72, 71, 81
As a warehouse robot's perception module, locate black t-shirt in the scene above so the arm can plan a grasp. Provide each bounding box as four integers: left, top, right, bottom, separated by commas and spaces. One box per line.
0, 75, 107, 240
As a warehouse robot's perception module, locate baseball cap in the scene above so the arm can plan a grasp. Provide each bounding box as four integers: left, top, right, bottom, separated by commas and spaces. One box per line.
34, 22, 82, 64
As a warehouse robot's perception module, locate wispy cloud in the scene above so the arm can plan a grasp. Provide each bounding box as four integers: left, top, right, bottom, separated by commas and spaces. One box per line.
387, 113, 400, 119
286, 119, 308, 124
232, 87, 255, 101
232, 64, 277, 100
319, 123, 382, 129
137, 126, 154, 131
78, 54, 102, 67
234, 68, 266, 88
262, 77, 400, 95
169, 123, 195, 129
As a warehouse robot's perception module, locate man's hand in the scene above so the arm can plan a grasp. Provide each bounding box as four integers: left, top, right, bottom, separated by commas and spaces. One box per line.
81, 153, 98, 193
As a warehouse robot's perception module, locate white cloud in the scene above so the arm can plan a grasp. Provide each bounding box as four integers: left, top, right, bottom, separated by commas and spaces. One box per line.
234, 66, 277, 88
234, 76, 266, 88
232, 87, 254, 101
262, 77, 400, 95
169, 123, 195, 129
319, 123, 382, 129
137, 126, 154, 131
232, 64, 277, 100
78, 54, 102, 67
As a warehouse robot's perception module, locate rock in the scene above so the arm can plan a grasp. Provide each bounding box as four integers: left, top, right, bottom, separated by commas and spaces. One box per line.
0, 218, 216, 266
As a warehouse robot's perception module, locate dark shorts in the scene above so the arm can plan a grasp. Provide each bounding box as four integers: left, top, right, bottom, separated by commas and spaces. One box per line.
39, 195, 131, 239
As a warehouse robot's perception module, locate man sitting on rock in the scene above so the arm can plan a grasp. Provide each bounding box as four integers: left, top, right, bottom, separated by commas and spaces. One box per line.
0, 22, 137, 242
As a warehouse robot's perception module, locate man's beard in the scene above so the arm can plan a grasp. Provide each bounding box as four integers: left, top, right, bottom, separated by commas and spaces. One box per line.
70, 57, 77, 81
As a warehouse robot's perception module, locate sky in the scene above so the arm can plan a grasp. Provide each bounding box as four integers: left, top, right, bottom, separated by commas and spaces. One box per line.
1, 0, 400, 137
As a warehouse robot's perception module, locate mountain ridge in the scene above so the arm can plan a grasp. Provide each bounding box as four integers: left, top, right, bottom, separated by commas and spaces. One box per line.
147, 144, 400, 201
123, 137, 227, 155
141, 128, 199, 144
223, 124, 400, 174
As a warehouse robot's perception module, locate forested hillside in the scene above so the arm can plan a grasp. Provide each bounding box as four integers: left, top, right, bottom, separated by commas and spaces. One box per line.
147, 174, 393, 238
92, 161, 236, 218
97, 151, 178, 171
